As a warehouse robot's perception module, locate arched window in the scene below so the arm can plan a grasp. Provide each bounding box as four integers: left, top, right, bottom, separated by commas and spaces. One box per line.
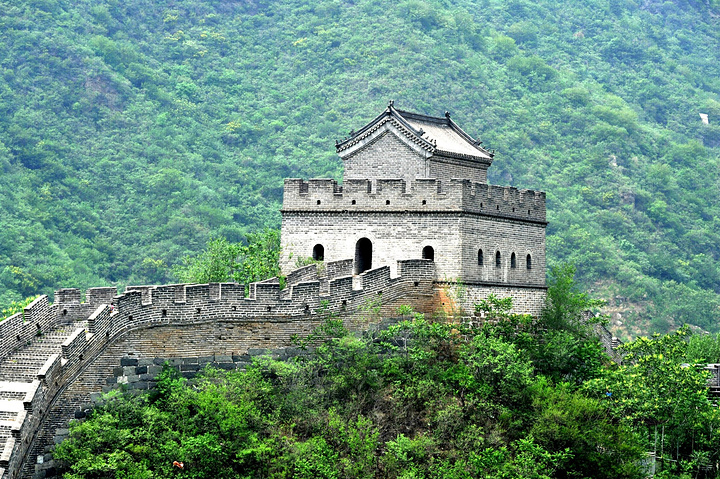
526, 254, 532, 269
511, 252, 517, 268
422, 246, 435, 262
495, 251, 501, 268
354, 238, 372, 274
478, 249, 484, 266
312, 244, 324, 261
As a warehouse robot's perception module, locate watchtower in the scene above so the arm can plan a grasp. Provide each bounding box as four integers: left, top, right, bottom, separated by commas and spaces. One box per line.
280, 102, 547, 315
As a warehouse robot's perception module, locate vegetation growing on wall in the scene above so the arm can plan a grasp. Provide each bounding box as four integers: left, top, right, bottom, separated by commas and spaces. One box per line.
0, 294, 39, 321
1, 0, 719, 335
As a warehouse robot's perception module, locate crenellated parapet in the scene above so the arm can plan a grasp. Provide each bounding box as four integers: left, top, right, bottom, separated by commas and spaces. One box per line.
282, 178, 546, 223
0, 260, 436, 479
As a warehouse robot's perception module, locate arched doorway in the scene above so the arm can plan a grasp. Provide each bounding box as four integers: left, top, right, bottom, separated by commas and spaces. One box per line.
422, 245, 435, 262
312, 244, 324, 261
354, 238, 372, 274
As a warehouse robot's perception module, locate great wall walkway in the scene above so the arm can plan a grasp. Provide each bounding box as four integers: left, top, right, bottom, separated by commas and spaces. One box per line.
0, 259, 437, 479
0, 321, 87, 478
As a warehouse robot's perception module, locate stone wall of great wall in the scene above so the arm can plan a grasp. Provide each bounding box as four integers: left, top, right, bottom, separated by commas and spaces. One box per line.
281, 178, 546, 222
0, 259, 437, 479
37, 335, 409, 479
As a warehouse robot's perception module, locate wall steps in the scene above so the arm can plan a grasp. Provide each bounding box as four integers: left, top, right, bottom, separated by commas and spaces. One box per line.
0, 260, 436, 479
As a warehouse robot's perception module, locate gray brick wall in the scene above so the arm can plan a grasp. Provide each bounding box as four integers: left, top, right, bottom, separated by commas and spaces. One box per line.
435, 283, 547, 317
459, 216, 546, 286
428, 155, 487, 184
282, 178, 546, 223
281, 211, 545, 290
344, 130, 428, 182
281, 211, 463, 279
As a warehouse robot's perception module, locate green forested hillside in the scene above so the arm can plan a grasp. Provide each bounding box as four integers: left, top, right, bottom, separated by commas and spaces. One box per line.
1, 0, 719, 335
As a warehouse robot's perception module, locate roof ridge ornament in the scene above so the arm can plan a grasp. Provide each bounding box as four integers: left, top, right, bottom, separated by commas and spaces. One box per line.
444, 111, 451, 118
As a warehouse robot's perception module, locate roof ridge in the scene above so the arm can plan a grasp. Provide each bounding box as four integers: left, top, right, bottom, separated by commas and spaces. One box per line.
393, 108, 449, 125
336, 102, 493, 160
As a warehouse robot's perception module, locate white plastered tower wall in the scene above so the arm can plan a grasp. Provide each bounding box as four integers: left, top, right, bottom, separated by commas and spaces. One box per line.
280, 102, 548, 315
281, 211, 464, 279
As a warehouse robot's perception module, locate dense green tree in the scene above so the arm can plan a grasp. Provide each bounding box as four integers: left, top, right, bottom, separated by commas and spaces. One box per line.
172, 237, 241, 284
585, 328, 720, 476
172, 229, 281, 286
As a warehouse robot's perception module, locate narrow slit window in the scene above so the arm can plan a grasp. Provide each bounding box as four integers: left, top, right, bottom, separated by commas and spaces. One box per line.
526, 254, 532, 269
495, 251, 501, 267
511, 252, 517, 268
478, 249, 484, 266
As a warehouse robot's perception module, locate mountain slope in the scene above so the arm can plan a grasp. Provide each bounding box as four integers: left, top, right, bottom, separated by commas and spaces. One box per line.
1, 0, 719, 334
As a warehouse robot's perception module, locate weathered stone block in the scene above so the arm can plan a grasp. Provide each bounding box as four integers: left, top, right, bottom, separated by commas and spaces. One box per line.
120, 357, 138, 367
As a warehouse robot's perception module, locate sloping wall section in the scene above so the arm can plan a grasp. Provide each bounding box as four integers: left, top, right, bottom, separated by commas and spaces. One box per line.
0, 259, 435, 479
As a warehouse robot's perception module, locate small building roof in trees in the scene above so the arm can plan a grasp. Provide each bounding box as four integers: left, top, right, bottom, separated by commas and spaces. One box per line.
335, 101, 493, 161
